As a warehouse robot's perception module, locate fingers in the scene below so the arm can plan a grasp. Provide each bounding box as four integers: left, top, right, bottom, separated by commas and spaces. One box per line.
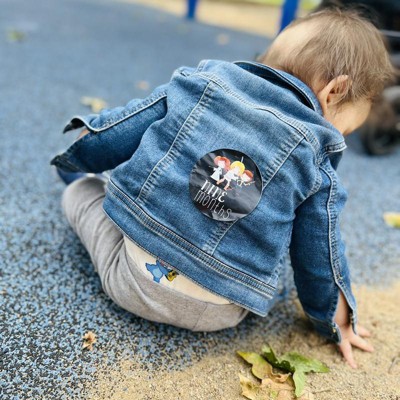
338, 340, 357, 369
338, 327, 374, 369
357, 325, 372, 338
350, 333, 374, 353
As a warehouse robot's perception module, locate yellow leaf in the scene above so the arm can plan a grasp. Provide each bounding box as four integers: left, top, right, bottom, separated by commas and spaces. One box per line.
383, 212, 400, 228
238, 351, 290, 383
7, 30, 25, 42
80, 96, 108, 113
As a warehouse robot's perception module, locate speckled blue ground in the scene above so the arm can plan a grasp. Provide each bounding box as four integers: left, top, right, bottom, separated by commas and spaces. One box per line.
1, 0, 399, 399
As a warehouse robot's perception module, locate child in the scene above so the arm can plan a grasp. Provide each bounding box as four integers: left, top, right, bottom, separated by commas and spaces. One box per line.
51, 8, 395, 368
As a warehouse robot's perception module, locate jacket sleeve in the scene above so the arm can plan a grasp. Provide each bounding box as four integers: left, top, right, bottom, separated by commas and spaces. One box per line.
50, 82, 168, 173
289, 159, 357, 343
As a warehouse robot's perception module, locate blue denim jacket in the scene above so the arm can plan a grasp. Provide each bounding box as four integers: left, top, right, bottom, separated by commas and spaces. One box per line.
51, 59, 357, 342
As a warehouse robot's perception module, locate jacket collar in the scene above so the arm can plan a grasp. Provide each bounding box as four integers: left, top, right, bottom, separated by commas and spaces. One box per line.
233, 60, 323, 116
233, 60, 346, 154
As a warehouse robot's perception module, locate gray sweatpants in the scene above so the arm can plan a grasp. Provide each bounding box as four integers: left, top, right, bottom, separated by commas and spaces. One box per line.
62, 177, 249, 331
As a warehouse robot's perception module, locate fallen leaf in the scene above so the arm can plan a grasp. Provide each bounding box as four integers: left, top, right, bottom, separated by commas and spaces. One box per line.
136, 80, 150, 91
82, 331, 96, 350
239, 374, 274, 400
240, 373, 313, 400
80, 96, 108, 113
262, 345, 329, 397
238, 351, 290, 382
216, 33, 230, 45
383, 212, 400, 228
7, 30, 25, 42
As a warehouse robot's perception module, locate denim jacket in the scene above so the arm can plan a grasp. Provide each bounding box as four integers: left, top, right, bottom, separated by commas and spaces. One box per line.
51, 59, 357, 342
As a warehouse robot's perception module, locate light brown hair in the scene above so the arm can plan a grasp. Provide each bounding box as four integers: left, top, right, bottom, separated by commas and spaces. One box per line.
258, 8, 397, 106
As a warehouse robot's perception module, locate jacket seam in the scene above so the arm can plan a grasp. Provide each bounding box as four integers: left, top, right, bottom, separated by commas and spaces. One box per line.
209, 136, 305, 255
136, 81, 213, 204
104, 215, 255, 311
107, 180, 276, 297
320, 165, 356, 323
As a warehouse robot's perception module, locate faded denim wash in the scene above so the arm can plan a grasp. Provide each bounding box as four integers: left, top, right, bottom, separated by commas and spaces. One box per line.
51, 59, 357, 342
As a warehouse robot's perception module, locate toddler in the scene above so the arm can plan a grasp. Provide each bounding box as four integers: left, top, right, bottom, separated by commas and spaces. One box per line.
51, 8, 395, 368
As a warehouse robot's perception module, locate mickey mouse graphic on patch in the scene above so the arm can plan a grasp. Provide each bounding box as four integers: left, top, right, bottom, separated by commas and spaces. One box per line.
189, 149, 262, 222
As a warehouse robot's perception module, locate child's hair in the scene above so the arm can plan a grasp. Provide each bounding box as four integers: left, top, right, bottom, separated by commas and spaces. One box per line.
258, 8, 397, 106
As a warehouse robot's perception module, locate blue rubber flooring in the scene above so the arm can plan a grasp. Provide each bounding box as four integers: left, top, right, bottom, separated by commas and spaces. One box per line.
1, 0, 399, 398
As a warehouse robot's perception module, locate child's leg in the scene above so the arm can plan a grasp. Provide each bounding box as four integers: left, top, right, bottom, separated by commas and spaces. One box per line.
61, 177, 121, 275
61, 177, 249, 331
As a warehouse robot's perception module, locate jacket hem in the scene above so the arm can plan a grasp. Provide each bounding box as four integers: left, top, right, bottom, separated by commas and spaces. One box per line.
103, 180, 275, 316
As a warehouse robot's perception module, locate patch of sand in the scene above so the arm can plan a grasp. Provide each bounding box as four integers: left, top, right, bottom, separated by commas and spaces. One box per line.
87, 283, 400, 400
117, 0, 308, 37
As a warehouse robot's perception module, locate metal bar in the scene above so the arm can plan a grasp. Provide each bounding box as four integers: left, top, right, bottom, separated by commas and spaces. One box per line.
279, 0, 299, 32
187, 0, 199, 20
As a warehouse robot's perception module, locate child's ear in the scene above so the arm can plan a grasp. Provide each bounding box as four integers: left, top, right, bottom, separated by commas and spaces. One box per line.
317, 75, 351, 113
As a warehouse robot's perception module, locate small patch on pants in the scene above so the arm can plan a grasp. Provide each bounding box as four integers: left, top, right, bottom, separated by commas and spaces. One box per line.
145, 259, 179, 283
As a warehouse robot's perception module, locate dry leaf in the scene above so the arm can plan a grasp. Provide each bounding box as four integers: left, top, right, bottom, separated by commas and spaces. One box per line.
240, 373, 314, 400
238, 346, 325, 399
216, 33, 230, 45
238, 351, 290, 383
239, 374, 274, 400
383, 212, 400, 228
82, 331, 97, 350
136, 80, 150, 91
80, 96, 108, 113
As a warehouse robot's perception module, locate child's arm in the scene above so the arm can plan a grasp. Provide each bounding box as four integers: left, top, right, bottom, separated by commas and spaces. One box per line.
50, 82, 169, 173
289, 162, 373, 367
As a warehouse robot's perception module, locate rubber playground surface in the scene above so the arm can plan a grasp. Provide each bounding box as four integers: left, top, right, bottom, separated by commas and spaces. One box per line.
1, 0, 399, 399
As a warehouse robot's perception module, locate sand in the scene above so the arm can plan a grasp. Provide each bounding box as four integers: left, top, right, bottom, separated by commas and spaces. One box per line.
86, 282, 400, 400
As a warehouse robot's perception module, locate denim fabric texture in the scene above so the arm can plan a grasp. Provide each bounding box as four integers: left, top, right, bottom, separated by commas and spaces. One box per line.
51, 59, 357, 343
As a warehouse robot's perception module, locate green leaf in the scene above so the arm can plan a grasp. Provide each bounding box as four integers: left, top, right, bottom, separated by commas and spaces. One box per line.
261, 346, 295, 373
261, 345, 329, 397
292, 370, 306, 397
237, 351, 274, 380
279, 352, 330, 374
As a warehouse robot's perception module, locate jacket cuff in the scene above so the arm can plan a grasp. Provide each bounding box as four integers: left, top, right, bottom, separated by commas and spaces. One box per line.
306, 313, 342, 343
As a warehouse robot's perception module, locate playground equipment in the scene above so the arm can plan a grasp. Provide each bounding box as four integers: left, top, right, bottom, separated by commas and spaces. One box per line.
186, 0, 300, 33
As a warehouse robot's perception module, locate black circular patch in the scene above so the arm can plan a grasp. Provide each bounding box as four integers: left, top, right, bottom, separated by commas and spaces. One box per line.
189, 149, 262, 222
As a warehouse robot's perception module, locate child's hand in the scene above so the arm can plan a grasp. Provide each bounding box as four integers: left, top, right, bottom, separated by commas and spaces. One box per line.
335, 290, 373, 368
337, 323, 374, 369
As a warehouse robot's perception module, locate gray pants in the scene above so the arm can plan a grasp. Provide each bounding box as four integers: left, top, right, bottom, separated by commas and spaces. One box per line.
62, 177, 249, 331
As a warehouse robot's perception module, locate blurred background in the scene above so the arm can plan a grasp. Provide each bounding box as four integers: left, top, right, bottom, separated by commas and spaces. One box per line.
1, 0, 399, 399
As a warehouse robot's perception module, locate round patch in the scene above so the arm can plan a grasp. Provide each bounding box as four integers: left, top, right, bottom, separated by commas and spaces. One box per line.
189, 149, 263, 222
